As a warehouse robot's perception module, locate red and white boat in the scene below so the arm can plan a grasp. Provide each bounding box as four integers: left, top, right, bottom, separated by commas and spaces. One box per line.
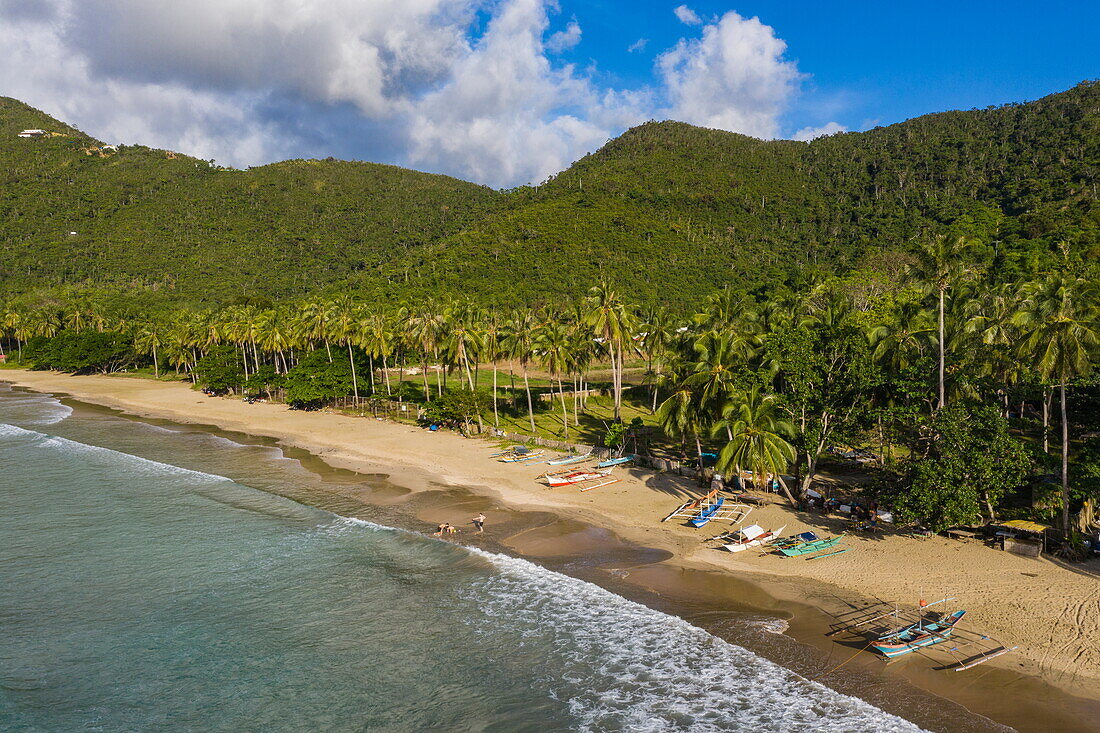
545, 468, 613, 487
722, 524, 786, 553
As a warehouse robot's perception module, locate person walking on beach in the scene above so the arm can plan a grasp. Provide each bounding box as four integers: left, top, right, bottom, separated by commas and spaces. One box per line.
472, 513, 485, 534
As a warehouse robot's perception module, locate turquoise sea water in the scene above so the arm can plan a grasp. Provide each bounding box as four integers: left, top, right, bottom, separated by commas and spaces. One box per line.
0, 384, 922, 731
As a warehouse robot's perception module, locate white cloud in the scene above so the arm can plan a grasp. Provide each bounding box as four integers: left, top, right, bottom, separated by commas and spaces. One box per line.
673, 5, 702, 25
627, 38, 649, 53
792, 121, 846, 141
0, 1, 819, 187
657, 10, 802, 138
546, 19, 581, 52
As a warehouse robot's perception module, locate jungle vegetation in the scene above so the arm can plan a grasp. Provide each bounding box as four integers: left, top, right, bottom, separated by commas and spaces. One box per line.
1, 81, 1096, 308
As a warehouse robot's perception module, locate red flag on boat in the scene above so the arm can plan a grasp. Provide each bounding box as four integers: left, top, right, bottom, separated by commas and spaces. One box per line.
919, 598, 928, 608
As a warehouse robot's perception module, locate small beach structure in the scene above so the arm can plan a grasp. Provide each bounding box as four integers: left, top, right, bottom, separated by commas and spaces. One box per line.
989, 519, 1049, 557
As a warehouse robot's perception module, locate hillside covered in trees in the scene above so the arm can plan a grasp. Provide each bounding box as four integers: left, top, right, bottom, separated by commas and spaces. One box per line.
1, 81, 1097, 309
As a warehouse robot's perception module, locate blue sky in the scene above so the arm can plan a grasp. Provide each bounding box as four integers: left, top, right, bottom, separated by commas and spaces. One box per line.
1, 1, 1095, 187
555, 1, 1099, 135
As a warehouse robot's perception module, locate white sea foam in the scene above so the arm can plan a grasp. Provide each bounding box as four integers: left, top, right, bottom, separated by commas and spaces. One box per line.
464, 547, 923, 732
322, 515, 924, 732
0, 423, 232, 484
0, 388, 73, 425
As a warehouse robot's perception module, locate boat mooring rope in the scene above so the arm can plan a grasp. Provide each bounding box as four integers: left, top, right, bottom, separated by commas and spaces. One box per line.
812, 639, 877, 681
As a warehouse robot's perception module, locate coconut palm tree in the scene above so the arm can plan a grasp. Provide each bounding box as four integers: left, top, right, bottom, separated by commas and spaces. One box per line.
712, 386, 798, 506
328, 296, 362, 404
482, 312, 504, 427
656, 382, 707, 467
583, 281, 634, 421
409, 305, 444, 401
909, 234, 980, 410
502, 310, 538, 433
684, 330, 754, 411
535, 319, 573, 439
300, 299, 333, 361
640, 306, 675, 412
362, 311, 394, 396
1013, 273, 1099, 530
133, 322, 165, 378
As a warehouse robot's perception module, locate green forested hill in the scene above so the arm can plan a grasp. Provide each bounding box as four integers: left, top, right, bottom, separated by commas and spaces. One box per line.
2, 81, 1097, 309
0, 98, 498, 303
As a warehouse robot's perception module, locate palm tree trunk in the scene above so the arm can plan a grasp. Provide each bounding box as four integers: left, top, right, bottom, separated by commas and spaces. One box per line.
368, 354, 376, 394
522, 365, 535, 433
421, 360, 431, 402
348, 344, 359, 405
152, 344, 159, 379
774, 473, 799, 508
937, 288, 945, 410
1060, 381, 1070, 532
557, 376, 569, 439
325, 340, 332, 363
613, 341, 623, 420
492, 364, 499, 427
1042, 387, 1051, 454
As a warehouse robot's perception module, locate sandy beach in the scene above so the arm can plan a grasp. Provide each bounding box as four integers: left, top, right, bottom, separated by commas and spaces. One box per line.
4, 368, 1098, 731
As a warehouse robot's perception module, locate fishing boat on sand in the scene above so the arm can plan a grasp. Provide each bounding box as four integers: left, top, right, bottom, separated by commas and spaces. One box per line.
546, 453, 592, 466
871, 610, 967, 659
595, 455, 634, 468
721, 524, 786, 552
689, 496, 724, 527
500, 449, 546, 463
545, 468, 613, 487
777, 535, 843, 556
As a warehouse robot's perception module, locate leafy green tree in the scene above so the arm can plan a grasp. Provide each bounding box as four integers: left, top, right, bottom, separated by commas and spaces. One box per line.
195, 344, 244, 394
29, 330, 134, 374
283, 348, 355, 409
889, 405, 1032, 531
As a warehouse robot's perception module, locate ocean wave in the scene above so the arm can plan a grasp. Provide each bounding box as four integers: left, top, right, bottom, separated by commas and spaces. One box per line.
0, 388, 73, 425
319, 514, 922, 731
0, 423, 233, 484
463, 548, 922, 732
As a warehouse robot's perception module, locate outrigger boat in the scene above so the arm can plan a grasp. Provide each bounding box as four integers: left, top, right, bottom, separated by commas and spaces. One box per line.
662, 490, 751, 526
499, 449, 546, 463
871, 610, 966, 659
777, 535, 843, 556
545, 468, 613, 487
546, 453, 593, 466
595, 455, 634, 468
690, 496, 724, 527
720, 524, 786, 552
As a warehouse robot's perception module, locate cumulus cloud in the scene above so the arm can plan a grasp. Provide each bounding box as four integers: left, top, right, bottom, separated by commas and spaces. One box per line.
792, 121, 846, 141
657, 10, 802, 138
0, 0, 820, 187
673, 5, 702, 25
546, 19, 582, 52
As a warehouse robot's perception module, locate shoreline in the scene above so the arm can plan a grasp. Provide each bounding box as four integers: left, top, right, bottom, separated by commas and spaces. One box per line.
3, 369, 1098, 731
